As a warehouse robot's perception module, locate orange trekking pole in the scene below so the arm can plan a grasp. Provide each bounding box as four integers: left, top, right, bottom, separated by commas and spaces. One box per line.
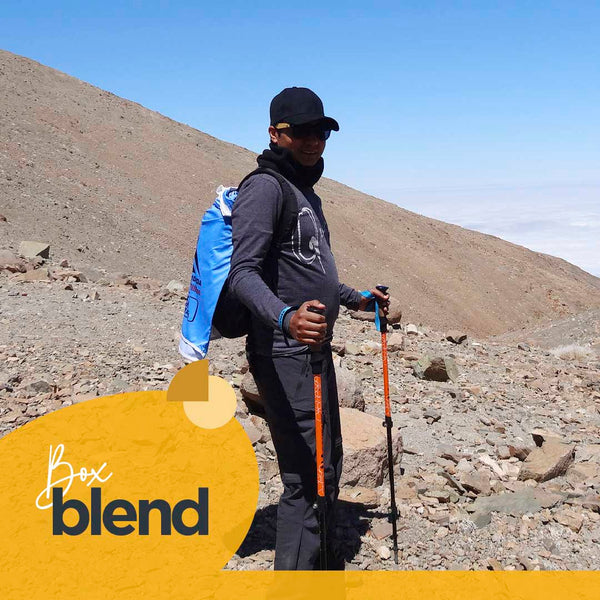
307, 305, 327, 570
375, 285, 399, 564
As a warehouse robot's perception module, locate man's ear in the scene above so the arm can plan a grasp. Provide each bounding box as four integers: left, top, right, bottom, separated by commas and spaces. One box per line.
268, 125, 279, 144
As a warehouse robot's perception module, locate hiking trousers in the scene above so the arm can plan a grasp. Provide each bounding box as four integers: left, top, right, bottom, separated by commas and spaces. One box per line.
248, 348, 343, 570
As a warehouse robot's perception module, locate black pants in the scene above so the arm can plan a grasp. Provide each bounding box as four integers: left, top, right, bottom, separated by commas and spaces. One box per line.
248, 349, 343, 570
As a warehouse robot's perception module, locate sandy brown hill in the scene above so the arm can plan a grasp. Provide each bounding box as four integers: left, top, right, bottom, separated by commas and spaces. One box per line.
1, 49, 599, 336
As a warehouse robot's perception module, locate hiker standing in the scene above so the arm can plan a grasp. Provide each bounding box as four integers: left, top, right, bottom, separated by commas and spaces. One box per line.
228, 87, 388, 570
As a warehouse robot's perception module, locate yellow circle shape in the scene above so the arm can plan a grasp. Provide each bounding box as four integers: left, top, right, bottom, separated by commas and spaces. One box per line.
183, 375, 237, 429
0, 391, 259, 599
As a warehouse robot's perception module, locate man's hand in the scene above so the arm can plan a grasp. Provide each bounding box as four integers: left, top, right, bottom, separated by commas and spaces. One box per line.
358, 288, 390, 315
288, 300, 327, 346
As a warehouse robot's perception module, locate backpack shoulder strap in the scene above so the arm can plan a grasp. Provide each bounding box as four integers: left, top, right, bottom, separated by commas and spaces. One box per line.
238, 168, 298, 247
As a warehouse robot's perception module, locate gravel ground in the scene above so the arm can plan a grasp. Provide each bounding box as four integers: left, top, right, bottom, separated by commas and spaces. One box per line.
2, 260, 600, 571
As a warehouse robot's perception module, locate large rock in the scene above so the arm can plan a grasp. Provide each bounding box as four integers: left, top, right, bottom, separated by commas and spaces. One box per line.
0, 250, 25, 273
166, 280, 186, 294
340, 407, 402, 487
348, 296, 402, 325
386, 332, 405, 352
566, 462, 600, 486
18, 241, 50, 259
241, 418, 262, 445
338, 486, 381, 507
578, 444, 600, 463
335, 365, 365, 411
15, 268, 51, 282
469, 487, 559, 519
461, 471, 491, 496
360, 341, 381, 356
240, 370, 266, 417
413, 356, 459, 382
19, 378, 53, 397
518, 442, 575, 482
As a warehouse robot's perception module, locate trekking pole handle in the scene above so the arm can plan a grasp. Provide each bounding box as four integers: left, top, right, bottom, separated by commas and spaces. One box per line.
307, 306, 325, 315
375, 285, 389, 331
307, 305, 325, 371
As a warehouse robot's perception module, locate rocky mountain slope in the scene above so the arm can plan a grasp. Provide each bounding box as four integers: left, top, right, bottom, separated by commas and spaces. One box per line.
1, 48, 599, 336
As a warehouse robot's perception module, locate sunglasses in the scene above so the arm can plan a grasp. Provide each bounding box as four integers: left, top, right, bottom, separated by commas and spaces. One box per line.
275, 122, 331, 141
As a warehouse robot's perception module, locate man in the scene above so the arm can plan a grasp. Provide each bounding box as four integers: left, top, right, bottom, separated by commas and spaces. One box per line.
228, 87, 388, 570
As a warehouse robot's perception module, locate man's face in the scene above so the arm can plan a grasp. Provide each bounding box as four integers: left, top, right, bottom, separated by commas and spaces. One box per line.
269, 122, 327, 167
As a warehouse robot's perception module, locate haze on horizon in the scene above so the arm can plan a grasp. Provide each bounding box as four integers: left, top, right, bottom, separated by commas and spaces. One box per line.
2, 1, 598, 276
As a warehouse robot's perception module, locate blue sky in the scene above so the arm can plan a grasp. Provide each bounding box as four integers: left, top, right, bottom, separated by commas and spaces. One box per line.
2, 1, 599, 275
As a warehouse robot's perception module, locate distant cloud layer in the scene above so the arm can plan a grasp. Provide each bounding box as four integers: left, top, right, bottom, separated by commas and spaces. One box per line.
386, 184, 600, 277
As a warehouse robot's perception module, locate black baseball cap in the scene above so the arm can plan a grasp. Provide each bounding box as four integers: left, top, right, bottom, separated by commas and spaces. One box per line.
270, 87, 340, 131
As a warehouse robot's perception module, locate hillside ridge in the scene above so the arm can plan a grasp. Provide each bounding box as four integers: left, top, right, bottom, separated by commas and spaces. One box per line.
1, 48, 599, 336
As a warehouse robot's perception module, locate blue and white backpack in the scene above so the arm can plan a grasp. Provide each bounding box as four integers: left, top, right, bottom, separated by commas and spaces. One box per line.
179, 168, 297, 362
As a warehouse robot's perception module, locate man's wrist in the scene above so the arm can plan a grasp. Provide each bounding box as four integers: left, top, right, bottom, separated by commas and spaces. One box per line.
278, 306, 297, 336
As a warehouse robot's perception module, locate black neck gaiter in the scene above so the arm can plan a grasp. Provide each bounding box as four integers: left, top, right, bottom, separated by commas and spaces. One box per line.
256, 143, 324, 189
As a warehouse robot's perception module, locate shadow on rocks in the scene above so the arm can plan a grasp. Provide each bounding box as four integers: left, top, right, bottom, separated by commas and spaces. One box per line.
236, 499, 379, 564
236, 503, 277, 558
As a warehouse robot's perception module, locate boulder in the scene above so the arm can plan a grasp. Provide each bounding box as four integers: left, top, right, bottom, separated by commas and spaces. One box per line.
508, 445, 531, 461
348, 296, 402, 325
112, 274, 137, 288
394, 479, 418, 499
241, 418, 262, 445
405, 324, 419, 336
518, 442, 575, 482
78, 266, 106, 282
437, 444, 466, 463
566, 462, 600, 486
240, 370, 265, 417
51, 269, 87, 282
132, 277, 162, 291
361, 341, 381, 356
386, 332, 405, 352
15, 268, 51, 282
413, 356, 459, 382
335, 365, 365, 411
344, 341, 362, 356
478, 454, 506, 479
166, 280, 185, 294
579, 494, 600, 513
577, 444, 600, 463
19, 378, 53, 397
331, 341, 345, 356
338, 486, 380, 507
18, 241, 50, 259
0, 250, 25, 273
553, 508, 584, 533
423, 409, 441, 424
371, 521, 394, 540
340, 407, 402, 487
461, 472, 491, 496
469, 488, 546, 518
